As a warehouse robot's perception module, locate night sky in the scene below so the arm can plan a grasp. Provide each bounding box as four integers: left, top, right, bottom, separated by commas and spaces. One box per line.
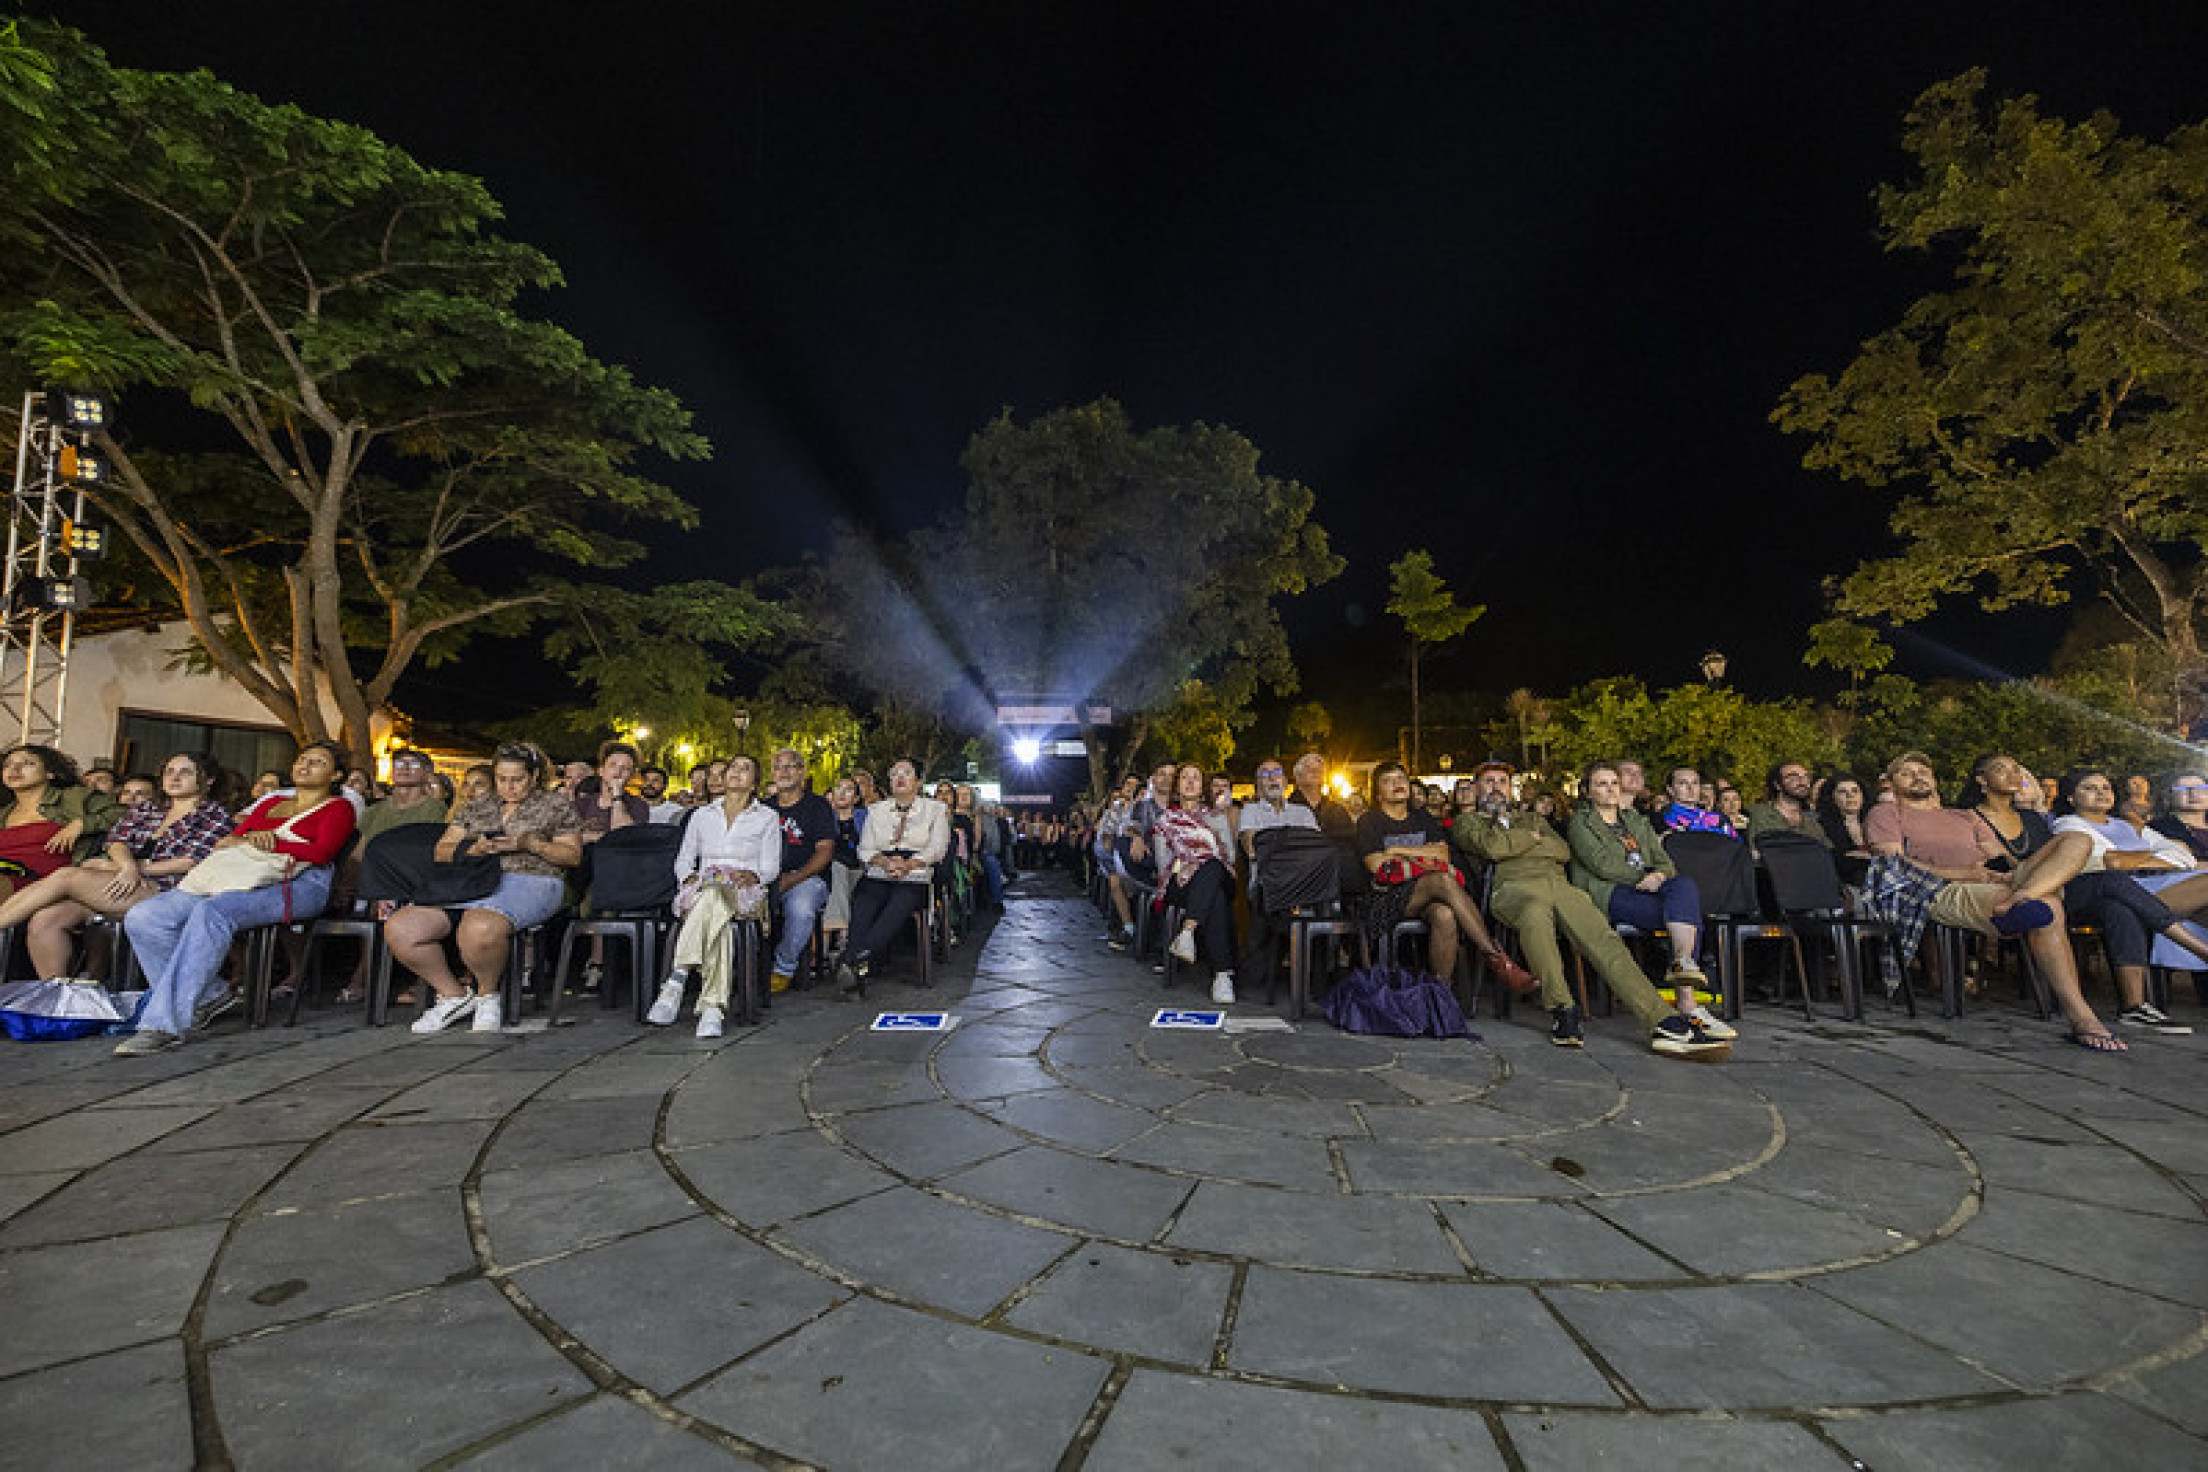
48, 2, 2208, 739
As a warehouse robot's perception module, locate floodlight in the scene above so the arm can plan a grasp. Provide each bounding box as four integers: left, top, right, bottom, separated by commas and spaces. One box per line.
58, 445, 104, 486
20, 577, 92, 610
60, 521, 107, 559
1011, 737, 1041, 765
48, 389, 108, 432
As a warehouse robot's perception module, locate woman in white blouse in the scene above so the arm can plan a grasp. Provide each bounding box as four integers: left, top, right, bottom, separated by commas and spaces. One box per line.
2052, 767, 2208, 971
648, 754, 782, 1037
835, 759, 948, 997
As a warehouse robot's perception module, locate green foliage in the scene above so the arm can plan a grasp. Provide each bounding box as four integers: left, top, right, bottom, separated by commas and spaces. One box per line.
1285, 700, 1333, 752
1142, 679, 1251, 773
1774, 70, 2208, 725
1385, 549, 1485, 646
1840, 673, 2183, 788
1545, 679, 1840, 790
0, 23, 717, 757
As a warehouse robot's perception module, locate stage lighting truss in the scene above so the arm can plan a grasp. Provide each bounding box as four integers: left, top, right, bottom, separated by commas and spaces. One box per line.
2, 388, 111, 744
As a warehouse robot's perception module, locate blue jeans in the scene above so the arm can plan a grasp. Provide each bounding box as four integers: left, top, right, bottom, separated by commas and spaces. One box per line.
1605, 874, 1702, 931
125, 866, 334, 1036
771, 874, 828, 977
981, 854, 1005, 904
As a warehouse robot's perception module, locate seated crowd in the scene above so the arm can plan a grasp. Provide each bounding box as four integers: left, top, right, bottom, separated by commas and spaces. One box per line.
3, 727, 2197, 1062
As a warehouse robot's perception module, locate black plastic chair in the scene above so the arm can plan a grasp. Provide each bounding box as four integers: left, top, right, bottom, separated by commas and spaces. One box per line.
1755, 831, 1869, 1020
554, 823, 682, 1025
1252, 829, 1355, 1014
1664, 830, 1796, 1022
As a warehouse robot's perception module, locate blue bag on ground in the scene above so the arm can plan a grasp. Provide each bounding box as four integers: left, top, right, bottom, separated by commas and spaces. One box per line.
1321, 965, 1476, 1040
0, 978, 131, 1041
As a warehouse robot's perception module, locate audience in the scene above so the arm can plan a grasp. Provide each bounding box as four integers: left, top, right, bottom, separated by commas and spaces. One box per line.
1566, 762, 1730, 1037
114, 743, 355, 1055
650, 754, 781, 1036
0, 751, 230, 980
1746, 761, 1829, 846
117, 772, 158, 809
392, 743, 582, 1036
764, 748, 837, 993
2152, 769, 2208, 861
1356, 763, 1532, 1000
574, 741, 648, 845
1960, 756, 2205, 1034
1657, 765, 1735, 838
1864, 752, 2121, 1051
1156, 762, 1241, 1002
0, 744, 120, 901
1453, 762, 1727, 1056
826, 776, 866, 949
835, 759, 948, 996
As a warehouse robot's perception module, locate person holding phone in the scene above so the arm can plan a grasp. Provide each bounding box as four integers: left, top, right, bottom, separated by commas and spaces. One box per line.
390, 742, 582, 1035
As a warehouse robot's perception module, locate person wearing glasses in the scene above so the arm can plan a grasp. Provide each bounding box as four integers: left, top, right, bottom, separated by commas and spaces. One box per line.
2152, 770, 2208, 862
393, 743, 582, 1035
1237, 758, 1317, 988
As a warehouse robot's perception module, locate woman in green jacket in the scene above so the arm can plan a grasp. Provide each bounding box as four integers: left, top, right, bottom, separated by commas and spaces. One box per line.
0, 744, 122, 900
1567, 761, 1731, 1038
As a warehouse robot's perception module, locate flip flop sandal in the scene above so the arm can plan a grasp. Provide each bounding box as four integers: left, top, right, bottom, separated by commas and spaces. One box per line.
2066, 1030, 2128, 1053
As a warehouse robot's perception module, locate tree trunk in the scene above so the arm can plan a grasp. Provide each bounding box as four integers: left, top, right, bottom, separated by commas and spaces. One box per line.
1078, 718, 1107, 801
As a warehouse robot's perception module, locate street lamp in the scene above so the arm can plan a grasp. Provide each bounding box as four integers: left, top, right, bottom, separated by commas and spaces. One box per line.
1699, 649, 1728, 685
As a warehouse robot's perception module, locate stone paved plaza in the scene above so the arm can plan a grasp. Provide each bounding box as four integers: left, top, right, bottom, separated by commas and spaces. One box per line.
0, 875, 2204, 1470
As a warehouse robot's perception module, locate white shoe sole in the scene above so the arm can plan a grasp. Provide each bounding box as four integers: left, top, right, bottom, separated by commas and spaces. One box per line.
410, 998, 477, 1035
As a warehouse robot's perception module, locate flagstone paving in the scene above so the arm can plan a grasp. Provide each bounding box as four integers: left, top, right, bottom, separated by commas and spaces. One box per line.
0, 874, 2204, 1469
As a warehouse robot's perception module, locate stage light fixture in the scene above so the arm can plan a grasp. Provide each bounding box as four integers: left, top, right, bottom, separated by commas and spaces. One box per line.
58, 445, 105, 486
20, 576, 92, 611
1011, 737, 1041, 765
48, 389, 109, 432
60, 521, 107, 559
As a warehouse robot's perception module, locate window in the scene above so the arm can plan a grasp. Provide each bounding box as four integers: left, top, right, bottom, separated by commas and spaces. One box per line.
114, 710, 296, 785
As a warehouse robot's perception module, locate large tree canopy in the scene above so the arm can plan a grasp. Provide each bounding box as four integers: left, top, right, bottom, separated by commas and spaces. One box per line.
823, 399, 1342, 792
0, 23, 761, 761
1775, 70, 2208, 728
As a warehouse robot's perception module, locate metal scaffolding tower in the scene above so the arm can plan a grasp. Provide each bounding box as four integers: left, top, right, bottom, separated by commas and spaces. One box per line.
1, 391, 93, 746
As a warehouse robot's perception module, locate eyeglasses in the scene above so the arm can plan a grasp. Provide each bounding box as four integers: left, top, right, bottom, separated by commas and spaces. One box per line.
1256, 766, 1284, 777
2173, 781, 2208, 793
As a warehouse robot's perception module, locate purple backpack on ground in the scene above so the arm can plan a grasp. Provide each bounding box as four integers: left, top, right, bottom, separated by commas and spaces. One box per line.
1320, 966, 1477, 1040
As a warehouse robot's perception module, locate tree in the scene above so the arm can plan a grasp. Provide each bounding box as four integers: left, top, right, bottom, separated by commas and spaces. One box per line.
1385, 549, 1483, 773
0, 24, 717, 763
1546, 677, 1839, 792
1774, 70, 2208, 730
824, 400, 1341, 796
1142, 678, 1248, 773
1284, 700, 1333, 754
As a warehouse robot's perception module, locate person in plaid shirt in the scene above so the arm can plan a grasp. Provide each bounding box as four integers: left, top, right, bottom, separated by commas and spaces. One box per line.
0, 751, 233, 978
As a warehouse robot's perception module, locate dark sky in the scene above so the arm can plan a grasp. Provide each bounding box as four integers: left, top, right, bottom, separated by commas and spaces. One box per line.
51, 1, 2208, 735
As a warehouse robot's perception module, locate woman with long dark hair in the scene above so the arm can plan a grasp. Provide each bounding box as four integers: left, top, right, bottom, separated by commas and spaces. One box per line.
0, 751, 229, 977
0, 744, 120, 902
115, 742, 355, 1055
1156, 762, 1241, 1003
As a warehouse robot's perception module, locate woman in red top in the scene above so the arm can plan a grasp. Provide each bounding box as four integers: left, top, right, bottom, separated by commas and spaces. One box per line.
0, 750, 232, 977
115, 742, 356, 1056
0, 744, 121, 898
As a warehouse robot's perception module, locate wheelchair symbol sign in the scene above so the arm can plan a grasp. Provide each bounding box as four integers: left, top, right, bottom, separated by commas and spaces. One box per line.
1152, 1009, 1225, 1030
871, 1012, 951, 1032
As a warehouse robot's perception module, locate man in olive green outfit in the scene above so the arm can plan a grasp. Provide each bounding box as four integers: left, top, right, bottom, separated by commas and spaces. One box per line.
1452, 763, 1729, 1058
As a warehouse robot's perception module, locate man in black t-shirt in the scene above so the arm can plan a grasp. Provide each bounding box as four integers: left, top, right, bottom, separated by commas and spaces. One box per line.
765, 748, 836, 992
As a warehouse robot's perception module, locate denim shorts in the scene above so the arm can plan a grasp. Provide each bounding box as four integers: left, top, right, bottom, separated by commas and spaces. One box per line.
448, 872, 566, 930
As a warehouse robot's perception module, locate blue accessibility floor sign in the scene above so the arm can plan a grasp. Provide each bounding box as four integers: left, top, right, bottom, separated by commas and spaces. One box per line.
1151, 1009, 1225, 1030
871, 1012, 956, 1032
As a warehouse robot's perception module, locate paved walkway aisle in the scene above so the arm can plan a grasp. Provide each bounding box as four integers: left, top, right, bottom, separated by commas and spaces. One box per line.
0, 873, 2204, 1468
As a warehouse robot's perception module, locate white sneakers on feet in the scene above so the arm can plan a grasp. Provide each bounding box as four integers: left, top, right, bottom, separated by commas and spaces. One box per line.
471, 995, 504, 1033
1686, 1003, 1737, 1041
1210, 972, 1236, 1005
646, 976, 686, 1027
1170, 928, 1198, 965
411, 992, 478, 1035
695, 1005, 724, 1039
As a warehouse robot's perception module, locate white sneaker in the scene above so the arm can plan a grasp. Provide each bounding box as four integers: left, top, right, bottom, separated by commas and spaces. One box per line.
646, 976, 686, 1026
1210, 973, 1236, 1005
1687, 1004, 1737, 1041
411, 992, 477, 1035
695, 1005, 724, 1039
470, 995, 503, 1033
1170, 928, 1198, 965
